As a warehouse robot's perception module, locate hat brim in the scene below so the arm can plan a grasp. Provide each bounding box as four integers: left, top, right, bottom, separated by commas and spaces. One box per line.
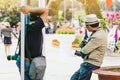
85, 20, 99, 25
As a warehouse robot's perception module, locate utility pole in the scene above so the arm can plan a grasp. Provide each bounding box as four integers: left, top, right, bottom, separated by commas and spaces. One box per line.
21, 0, 27, 80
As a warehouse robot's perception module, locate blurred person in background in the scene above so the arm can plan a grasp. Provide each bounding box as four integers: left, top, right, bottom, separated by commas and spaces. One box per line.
1, 22, 17, 56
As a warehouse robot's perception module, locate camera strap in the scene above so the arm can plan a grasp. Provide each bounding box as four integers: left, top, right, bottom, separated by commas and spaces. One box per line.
14, 31, 21, 55
84, 29, 88, 40
88, 30, 97, 42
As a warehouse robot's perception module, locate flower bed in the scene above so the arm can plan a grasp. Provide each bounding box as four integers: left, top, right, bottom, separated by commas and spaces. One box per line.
52, 39, 60, 48
72, 35, 82, 49
105, 11, 120, 29
55, 25, 75, 34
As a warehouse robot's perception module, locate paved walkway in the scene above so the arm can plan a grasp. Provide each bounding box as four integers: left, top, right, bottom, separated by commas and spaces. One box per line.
0, 34, 120, 80
0, 38, 21, 80
44, 34, 120, 80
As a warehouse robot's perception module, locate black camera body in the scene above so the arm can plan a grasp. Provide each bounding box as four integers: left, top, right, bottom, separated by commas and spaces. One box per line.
79, 40, 88, 48
7, 54, 18, 60
74, 50, 89, 59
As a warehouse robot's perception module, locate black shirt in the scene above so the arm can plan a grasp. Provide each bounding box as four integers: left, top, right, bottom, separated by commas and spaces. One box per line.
25, 17, 45, 58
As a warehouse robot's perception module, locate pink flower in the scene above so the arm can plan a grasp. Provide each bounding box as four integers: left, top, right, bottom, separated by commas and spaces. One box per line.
106, 13, 109, 18
117, 16, 120, 20
112, 22, 116, 26
111, 14, 115, 19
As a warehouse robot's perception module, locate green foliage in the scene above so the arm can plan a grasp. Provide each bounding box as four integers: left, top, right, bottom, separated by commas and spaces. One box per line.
0, 0, 20, 26
58, 10, 64, 21
48, 0, 82, 21
117, 22, 120, 29
117, 40, 120, 45
74, 38, 80, 43
78, 16, 84, 23
100, 19, 107, 29
30, 0, 39, 7
74, 36, 82, 43
72, 36, 82, 48
56, 30, 75, 34
77, 0, 85, 4
65, 9, 72, 20
85, 0, 102, 19
48, 0, 63, 16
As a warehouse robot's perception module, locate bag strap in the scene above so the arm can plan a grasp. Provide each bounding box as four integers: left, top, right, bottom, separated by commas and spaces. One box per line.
14, 32, 20, 55
84, 29, 88, 40
88, 30, 96, 42
15, 24, 32, 61
11, 30, 20, 57
11, 31, 18, 39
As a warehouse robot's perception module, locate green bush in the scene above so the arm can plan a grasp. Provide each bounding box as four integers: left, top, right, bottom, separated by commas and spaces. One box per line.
117, 41, 120, 45
55, 29, 75, 34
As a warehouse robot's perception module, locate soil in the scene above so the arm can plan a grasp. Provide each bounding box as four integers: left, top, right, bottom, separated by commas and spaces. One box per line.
104, 68, 120, 72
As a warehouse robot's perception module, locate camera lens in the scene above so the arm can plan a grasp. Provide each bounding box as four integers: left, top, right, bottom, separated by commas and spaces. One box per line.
7, 54, 18, 60
7, 55, 13, 60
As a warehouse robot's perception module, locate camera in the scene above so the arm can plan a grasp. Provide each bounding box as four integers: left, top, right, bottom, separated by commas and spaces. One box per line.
7, 54, 18, 60
75, 50, 82, 56
79, 40, 87, 48
74, 50, 89, 59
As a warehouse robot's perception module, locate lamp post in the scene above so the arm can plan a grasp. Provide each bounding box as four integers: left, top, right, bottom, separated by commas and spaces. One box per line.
21, 0, 27, 80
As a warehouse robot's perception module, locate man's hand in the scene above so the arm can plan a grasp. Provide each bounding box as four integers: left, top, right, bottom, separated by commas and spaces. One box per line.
21, 6, 30, 14
21, 6, 48, 22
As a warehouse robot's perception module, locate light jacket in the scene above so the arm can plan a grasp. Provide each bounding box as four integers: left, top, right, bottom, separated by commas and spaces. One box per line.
81, 28, 107, 66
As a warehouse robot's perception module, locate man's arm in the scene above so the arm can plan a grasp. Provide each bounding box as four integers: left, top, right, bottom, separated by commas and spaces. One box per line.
81, 36, 101, 54
21, 6, 48, 22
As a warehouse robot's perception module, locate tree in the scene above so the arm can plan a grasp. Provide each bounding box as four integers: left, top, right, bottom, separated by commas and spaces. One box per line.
77, 0, 85, 4
47, 0, 82, 21
115, 0, 120, 10
47, 0, 63, 20
77, 0, 102, 18
0, 0, 20, 27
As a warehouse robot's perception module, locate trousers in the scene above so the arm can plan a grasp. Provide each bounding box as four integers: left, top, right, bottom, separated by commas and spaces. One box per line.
70, 62, 100, 80
16, 56, 31, 80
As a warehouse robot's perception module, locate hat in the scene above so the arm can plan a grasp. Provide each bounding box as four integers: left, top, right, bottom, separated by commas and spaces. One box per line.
4, 22, 10, 27
85, 14, 99, 25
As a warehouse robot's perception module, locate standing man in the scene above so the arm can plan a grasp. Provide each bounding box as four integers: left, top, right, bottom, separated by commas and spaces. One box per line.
71, 14, 107, 80
16, 6, 48, 80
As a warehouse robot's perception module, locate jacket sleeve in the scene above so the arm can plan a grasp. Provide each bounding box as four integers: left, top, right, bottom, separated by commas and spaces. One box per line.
81, 35, 102, 54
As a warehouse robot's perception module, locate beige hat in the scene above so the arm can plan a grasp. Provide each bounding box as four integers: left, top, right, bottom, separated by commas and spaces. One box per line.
4, 22, 10, 27
85, 14, 99, 25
